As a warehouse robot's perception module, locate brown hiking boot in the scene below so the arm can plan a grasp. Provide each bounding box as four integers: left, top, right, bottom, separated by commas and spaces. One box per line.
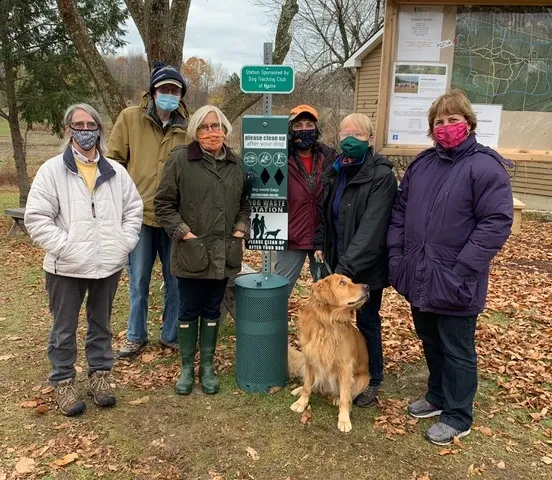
54, 378, 86, 417
88, 371, 117, 407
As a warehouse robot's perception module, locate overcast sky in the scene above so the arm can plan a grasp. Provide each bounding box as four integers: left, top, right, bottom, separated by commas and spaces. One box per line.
120, 0, 277, 75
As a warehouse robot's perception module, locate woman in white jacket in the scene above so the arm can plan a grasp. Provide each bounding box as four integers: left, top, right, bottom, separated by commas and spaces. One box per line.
24, 103, 143, 417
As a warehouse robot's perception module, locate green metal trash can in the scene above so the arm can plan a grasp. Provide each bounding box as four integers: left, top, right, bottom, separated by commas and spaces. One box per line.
234, 273, 289, 393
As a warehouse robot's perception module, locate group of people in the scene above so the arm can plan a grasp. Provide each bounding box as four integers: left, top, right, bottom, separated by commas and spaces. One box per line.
24, 60, 514, 447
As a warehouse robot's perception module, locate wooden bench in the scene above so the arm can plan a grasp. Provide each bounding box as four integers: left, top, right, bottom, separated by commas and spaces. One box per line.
5, 207, 27, 237
512, 198, 525, 235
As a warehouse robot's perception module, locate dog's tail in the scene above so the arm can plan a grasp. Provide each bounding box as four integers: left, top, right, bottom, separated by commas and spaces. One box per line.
288, 346, 305, 379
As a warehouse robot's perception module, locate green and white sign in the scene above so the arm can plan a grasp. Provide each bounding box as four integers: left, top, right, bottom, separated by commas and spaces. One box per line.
242, 115, 289, 251
240, 65, 295, 94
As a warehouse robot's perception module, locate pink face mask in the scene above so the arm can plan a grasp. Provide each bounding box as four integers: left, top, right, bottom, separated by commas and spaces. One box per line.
433, 121, 469, 149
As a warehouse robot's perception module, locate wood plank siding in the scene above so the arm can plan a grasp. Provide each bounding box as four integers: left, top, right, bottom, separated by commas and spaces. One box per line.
355, 43, 382, 127
511, 163, 552, 198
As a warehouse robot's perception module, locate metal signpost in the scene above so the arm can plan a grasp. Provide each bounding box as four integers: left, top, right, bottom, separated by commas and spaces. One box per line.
241, 43, 294, 273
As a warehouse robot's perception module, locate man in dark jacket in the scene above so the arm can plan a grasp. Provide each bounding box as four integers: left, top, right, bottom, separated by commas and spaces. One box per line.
273, 105, 335, 297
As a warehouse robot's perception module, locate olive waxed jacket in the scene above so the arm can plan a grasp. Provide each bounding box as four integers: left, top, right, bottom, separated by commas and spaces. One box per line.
154, 141, 251, 279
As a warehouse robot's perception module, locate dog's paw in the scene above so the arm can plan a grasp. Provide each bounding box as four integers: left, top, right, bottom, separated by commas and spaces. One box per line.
338, 418, 352, 433
290, 399, 308, 413
290, 386, 303, 397
338, 413, 352, 433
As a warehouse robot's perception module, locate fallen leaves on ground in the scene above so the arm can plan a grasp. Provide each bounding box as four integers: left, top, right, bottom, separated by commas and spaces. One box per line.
373, 398, 418, 438
467, 463, 487, 476
128, 395, 150, 405
14, 457, 35, 474
472, 425, 494, 437
246, 446, 260, 461
300, 408, 313, 426
52, 452, 78, 467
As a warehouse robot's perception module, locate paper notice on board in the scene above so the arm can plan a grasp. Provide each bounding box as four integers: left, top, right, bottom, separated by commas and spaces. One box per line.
472, 104, 502, 148
388, 63, 448, 146
398, 6, 444, 62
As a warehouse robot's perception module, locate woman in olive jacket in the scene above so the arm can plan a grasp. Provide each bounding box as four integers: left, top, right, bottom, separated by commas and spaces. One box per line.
155, 105, 250, 395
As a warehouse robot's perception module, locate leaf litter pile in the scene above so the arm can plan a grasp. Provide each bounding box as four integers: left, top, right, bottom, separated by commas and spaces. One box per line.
1, 214, 551, 477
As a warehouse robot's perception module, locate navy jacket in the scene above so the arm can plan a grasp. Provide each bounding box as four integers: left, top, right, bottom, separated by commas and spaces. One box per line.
315, 151, 397, 290
387, 134, 513, 316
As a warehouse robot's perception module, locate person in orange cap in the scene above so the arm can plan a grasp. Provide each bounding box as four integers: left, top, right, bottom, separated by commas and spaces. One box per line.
273, 105, 335, 297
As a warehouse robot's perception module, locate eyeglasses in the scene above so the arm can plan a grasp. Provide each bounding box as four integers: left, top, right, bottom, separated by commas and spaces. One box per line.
339, 131, 368, 140
198, 123, 222, 133
156, 85, 181, 96
71, 121, 99, 131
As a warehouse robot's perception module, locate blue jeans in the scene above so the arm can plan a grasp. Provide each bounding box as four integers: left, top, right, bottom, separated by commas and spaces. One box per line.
356, 288, 384, 388
126, 225, 179, 343
412, 308, 478, 431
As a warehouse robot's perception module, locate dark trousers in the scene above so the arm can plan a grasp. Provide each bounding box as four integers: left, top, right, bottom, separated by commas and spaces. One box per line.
177, 277, 229, 323
45, 270, 122, 384
356, 288, 384, 388
412, 308, 478, 431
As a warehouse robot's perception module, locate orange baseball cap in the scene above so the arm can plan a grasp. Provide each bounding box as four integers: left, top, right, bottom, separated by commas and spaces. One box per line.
289, 104, 319, 122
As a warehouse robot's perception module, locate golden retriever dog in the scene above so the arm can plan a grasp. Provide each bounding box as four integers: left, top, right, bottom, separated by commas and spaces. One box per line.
288, 274, 370, 433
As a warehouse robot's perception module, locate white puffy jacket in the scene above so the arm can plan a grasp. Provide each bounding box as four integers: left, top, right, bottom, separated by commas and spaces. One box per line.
24, 149, 143, 279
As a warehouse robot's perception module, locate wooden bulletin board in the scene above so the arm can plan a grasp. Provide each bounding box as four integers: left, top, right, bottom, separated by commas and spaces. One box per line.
375, 0, 552, 162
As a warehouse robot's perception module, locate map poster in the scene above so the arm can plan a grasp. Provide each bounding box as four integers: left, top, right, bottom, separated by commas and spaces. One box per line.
472, 104, 502, 148
246, 199, 288, 251
388, 63, 448, 145
397, 6, 444, 62
451, 6, 552, 150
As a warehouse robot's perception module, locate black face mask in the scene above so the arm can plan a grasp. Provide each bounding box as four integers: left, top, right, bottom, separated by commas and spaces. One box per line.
289, 129, 318, 151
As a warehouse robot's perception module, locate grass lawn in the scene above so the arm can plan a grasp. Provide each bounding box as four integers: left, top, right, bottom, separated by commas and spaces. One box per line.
0, 189, 551, 479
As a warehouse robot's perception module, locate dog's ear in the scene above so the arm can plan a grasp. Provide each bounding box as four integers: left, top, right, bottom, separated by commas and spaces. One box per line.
313, 277, 337, 306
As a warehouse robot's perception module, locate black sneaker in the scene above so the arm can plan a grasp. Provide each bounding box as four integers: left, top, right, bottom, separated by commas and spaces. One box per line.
407, 398, 443, 418
353, 386, 379, 407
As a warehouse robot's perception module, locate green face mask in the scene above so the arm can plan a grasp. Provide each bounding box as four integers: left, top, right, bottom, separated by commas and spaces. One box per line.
340, 136, 369, 159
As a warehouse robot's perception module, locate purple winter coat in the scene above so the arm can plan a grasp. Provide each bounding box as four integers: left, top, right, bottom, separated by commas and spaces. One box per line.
387, 134, 513, 317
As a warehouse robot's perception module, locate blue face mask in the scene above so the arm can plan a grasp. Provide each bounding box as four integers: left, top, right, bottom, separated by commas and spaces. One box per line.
155, 93, 180, 112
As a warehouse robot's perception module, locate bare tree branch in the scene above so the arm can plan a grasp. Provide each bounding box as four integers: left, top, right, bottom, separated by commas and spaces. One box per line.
0, 109, 9, 121
221, 0, 299, 123
56, 0, 127, 122
123, 0, 146, 39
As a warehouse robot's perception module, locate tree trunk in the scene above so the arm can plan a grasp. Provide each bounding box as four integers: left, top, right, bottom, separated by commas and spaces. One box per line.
125, 0, 191, 71
56, 0, 127, 122
0, 1, 30, 206
4, 65, 30, 207
221, 0, 298, 123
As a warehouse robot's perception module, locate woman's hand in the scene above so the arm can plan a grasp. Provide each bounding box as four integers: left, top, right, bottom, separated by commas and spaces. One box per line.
314, 250, 324, 262
232, 230, 245, 238
182, 232, 197, 240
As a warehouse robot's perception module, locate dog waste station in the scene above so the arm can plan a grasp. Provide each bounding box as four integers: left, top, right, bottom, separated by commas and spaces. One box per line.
233, 44, 294, 393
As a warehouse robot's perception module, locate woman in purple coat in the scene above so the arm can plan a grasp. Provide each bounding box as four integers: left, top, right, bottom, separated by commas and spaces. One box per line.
387, 90, 513, 445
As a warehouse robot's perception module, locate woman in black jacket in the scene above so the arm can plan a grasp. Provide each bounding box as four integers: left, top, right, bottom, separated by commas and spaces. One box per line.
314, 113, 397, 406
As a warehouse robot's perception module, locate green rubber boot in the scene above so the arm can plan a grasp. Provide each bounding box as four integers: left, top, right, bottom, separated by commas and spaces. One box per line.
175, 319, 198, 395
199, 318, 220, 394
